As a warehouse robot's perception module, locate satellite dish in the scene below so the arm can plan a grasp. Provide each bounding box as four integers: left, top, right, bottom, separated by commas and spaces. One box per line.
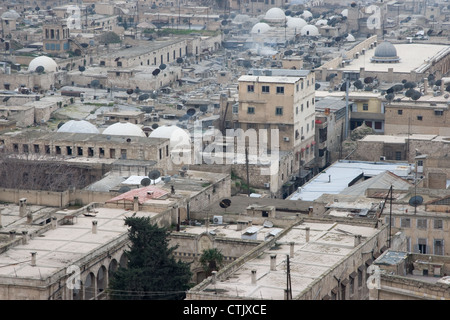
126, 88, 134, 95
151, 123, 159, 129
186, 108, 196, 116
90, 79, 100, 88
139, 93, 150, 101
148, 170, 161, 181
219, 198, 231, 209
409, 195, 423, 207
118, 186, 131, 194
199, 105, 208, 113
141, 177, 151, 186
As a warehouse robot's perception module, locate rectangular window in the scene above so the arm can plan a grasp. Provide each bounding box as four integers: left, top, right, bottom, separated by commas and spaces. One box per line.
232, 105, 239, 114
23, 144, 29, 153
398, 110, 403, 115
77, 147, 83, 156
276, 86, 284, 94
362, 103, 369, 111
301, 104, 304, 112
417, 218, 427, 229
434, 110, 444, 116
45, 145, 50, 154
385, 216, 395, 227
296, 106, 298, 115
296, 83, 299, 92
401, 218, 411, 228
262, 86, 270, 93
395, 151, 402, 160
110, 148, 116, 158
247, 85, 254, 92
99, 147, 105, 158
34, 144, 40, 153
66, 146, 72, 156
374, 122, 382, 130
417, 115, 423, 121
247, 107, 255, 114
357, 268, 363, 288
275, 107, 283, 115
434, 219, 443, 229
417, 238, 427, 254
434, 239, 444, 255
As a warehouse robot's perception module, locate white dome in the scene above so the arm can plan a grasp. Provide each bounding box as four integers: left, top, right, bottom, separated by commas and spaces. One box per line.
264, 8, 286, 21
300, 25, 319, 36
102, 122, 146, 137
301, 10, 312, 19
28, 56, 58, 73
57, 120, 99, 134
346, 33, 356, 42
251, 22, 271, 34
287, 17, 307, 30
341, 9, 349, 17
315, 19, 328, 26
149, 125, 191, 150
1, 10, 20, 20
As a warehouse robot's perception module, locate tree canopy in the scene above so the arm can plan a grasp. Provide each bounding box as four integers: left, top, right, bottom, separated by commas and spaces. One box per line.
108, 216, 192, 300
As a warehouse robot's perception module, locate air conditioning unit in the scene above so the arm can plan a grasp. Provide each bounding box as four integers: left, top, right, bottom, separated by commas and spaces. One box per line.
380, 156, 386, 161
213, 215, 223, 224
264, 183, 270, 188
284, 137, 290, 142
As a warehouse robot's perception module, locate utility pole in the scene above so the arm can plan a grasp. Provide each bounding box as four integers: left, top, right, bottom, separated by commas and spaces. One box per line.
245, 146, 250, 196
285, 255, 292, 300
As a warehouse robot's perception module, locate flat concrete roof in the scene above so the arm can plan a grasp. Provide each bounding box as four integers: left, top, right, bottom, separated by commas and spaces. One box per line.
0, 207, 157, 280
338, 43, 450, 74
193, 221, 379, 299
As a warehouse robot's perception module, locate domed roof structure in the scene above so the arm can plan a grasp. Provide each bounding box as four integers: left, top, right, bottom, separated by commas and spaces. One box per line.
315, 19, 328, 26
102, 122, 146, 137
251, 22, 271, 34
287, 17, 307, 30
300, 25, 319, 36
57, 120, 99, 134
28, 56, 58, 73
301, 10, 312, 19
149, 125, 191, 149
264, 8, 286, 22
371, 41, 400, 63
1, 10, 20, 20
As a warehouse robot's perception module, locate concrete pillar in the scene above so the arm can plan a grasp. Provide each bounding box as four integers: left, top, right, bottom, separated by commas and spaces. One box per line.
251, 270, 257, 285
270, 254, 277, 271
92, 220, 97, 234
27, 213, 33, 224
133, 196, 139, 211
31, 252, 36, 266
308, 207, 313, 217
305, 227, 310, 242
19, 198, 27, 217
354, 234, 362, 247
22, 231, 28, 245
51, 216, 57, 229
290, 242, 295, 258
211, 270, 217, 284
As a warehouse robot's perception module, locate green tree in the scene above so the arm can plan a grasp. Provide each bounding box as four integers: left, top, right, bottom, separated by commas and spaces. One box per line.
108, 216, 192, 300
199, 248, 224, 277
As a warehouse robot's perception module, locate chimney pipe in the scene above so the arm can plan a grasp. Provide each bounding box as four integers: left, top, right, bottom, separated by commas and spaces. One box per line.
22, 231, 28, 245
19, 198, 27, 217
92, 220, 98, 234
9, 230, 16, 240
354, 234, 362, 247
251, 270, 257, 285
290, 242, 295, 258
133, 195, 139, 212
305, 227, 310, 242
51, 217, 57, 229
308, 206, 313, 217
31, 252, 36, 266
211, 270, 217, 284
270, 254, 277, 271
27, 213, 33, 224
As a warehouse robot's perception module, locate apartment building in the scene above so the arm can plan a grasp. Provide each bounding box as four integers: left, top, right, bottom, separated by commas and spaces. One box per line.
237, 69, 316, 169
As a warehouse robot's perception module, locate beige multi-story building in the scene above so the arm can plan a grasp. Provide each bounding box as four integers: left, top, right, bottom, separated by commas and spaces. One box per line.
237, 69, 316, 166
